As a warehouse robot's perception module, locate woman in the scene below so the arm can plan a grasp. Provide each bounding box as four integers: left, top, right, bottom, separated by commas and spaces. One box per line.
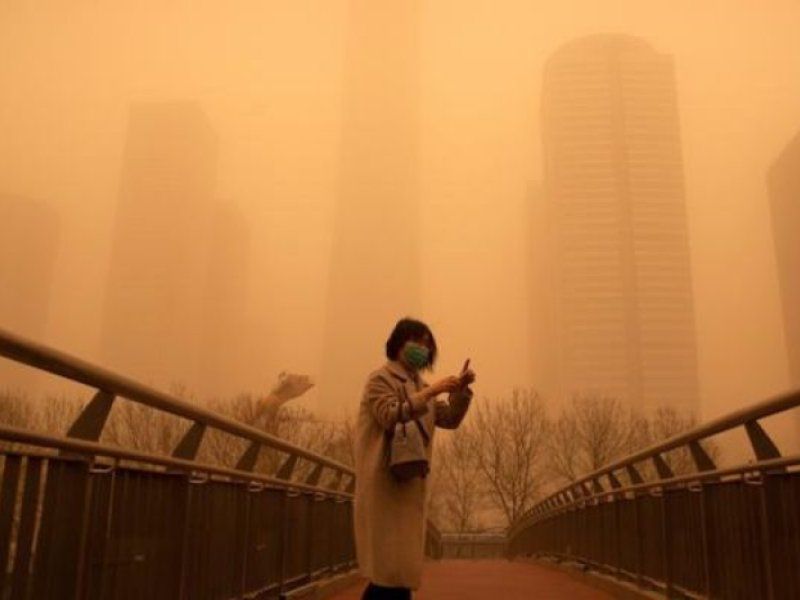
354, 318, 476, 599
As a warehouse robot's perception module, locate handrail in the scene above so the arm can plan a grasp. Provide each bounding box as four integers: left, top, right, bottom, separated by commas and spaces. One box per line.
507, 388, 800, 599
516, 452, 800, 528
0, 422, 353, 499
0, 325, 353, 477
511, 388, 800, 534
0, 326, 358, 598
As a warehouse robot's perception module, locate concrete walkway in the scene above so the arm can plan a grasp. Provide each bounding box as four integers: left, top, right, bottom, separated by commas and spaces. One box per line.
330, 560, 615, 599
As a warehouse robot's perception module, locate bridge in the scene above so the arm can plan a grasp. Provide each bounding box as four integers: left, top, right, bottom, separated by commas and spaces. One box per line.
0, 326, 798, 599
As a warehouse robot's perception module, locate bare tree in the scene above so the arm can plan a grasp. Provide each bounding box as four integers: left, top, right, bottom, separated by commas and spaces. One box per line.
0, 390, 36, 452
469, 388, 549, 527
434, 426, 485, 532
548, 395, 647, 485
1, 372, 346, 487
103, 401, 186, 455
547, 398, 719, 486
322, 413, 356, 468
644, 406, 719, 476
103, 372, 317, 470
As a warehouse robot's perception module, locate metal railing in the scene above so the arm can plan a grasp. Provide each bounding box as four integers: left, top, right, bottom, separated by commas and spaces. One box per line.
0, 327, 357, 599
440, 533, 507, 559
507, 389, 800, 599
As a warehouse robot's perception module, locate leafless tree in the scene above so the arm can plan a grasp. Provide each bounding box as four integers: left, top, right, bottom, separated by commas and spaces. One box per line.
548, 395, 647, 485
468, 388, 549, 527
547, 398, 718, 486
434, 426, 486, 532
322, 413, 356, 468
102, 373, 318, 472
104, 398, 186, 456
0, 390, 36, 452
643, 406, 719, 476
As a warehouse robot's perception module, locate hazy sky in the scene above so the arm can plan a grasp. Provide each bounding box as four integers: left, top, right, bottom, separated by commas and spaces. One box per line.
1, 1, 799, 430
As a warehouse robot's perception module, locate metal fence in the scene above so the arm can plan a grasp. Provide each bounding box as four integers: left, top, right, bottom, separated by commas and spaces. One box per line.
440, 533, 506, 559
507, 389, 800, 599
0, 327, 356, 600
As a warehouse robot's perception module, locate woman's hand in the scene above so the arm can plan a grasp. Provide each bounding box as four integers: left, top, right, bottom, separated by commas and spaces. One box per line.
409, 375, 467, 414
458, 369, 476, 388
429, 375, 461, 396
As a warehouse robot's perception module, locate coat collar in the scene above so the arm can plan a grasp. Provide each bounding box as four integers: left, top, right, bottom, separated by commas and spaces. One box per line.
384, 361, 430, 390
385, 360, 415, 383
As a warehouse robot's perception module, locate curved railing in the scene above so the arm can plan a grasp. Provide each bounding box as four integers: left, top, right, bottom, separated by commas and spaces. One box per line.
0, 326, 356, 599
507, 389, 800, 599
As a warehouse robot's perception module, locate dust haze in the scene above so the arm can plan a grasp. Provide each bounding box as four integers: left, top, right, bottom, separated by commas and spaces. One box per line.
1, 1, 799, 448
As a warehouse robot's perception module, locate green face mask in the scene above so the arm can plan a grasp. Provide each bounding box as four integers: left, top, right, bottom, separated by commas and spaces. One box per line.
403, 343, 430, 370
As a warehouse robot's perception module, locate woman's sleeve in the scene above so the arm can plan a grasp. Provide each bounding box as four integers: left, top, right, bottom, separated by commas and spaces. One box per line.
364, 372, 414, 431
434, 386, 473, 430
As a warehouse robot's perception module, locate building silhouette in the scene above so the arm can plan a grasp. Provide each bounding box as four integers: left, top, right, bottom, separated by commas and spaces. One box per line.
541, 35, 699, 413
319, 1, 422, 413
527, 182, 558, 400
199, 203, 251, 399
768, 132, 800, 389
102, 102, 218, 392
0, 196, 59, 391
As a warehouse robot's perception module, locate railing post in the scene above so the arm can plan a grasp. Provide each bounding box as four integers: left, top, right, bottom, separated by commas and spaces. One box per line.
0, 328, 358, 600
278, 489, 293, 593
235, 442, 261, 472
65, 390, 116, 442
689, 440, 716, 472
72, 463, 97, 600
172, 423, 206, 460
693, 481, 713, 597
755, 474, 776, 600
237, 483, 254, 598
744, 420, 782, 461
660, 487, 672, 598
306, 492, 316, 582
176, 477, 194, 600
633, 490, 643, 589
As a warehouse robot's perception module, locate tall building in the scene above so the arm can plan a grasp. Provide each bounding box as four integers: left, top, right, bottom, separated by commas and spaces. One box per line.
541, 35, 699, 414
768, 132, 800, 388
527, 182, 558, 400
0, 196, 59, 391
102, 102, 217, 391
199, 203, 251, 399
320, 1, 421, 414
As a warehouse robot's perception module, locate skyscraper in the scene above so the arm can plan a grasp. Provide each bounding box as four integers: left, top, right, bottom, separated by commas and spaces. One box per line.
199, 203, 251, 399
102, 102, 217, 391
527, 182, 558, 400
768, 132, 800, 388
541, 35, 699, 414
0, 196, 59, 390
320, 1, 421, 414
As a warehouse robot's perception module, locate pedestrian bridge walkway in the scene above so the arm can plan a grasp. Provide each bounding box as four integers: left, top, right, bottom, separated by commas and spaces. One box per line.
1, 326, 800, 599
332, 560, 613, 600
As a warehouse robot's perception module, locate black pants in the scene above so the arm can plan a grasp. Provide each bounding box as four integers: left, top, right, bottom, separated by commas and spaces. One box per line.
361, 582, 412, 599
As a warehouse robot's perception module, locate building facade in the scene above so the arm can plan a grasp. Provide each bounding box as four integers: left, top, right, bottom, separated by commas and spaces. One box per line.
768, 132, 800, 388
541, 35, 699, 414
102, 102, 218, 392
320, 1, 422, 414
0, 196, 59, 391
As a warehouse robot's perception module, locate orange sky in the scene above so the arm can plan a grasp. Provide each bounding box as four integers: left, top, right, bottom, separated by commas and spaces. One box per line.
1, 1, 799, 442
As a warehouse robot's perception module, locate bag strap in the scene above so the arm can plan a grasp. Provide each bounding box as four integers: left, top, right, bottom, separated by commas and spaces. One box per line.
399, 385, 430, 445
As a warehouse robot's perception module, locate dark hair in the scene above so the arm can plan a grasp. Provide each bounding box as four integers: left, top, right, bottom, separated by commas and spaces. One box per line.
385, 317, 437, 369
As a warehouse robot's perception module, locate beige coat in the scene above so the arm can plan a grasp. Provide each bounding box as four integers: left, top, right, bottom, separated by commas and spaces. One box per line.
353, 360, 472, 590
